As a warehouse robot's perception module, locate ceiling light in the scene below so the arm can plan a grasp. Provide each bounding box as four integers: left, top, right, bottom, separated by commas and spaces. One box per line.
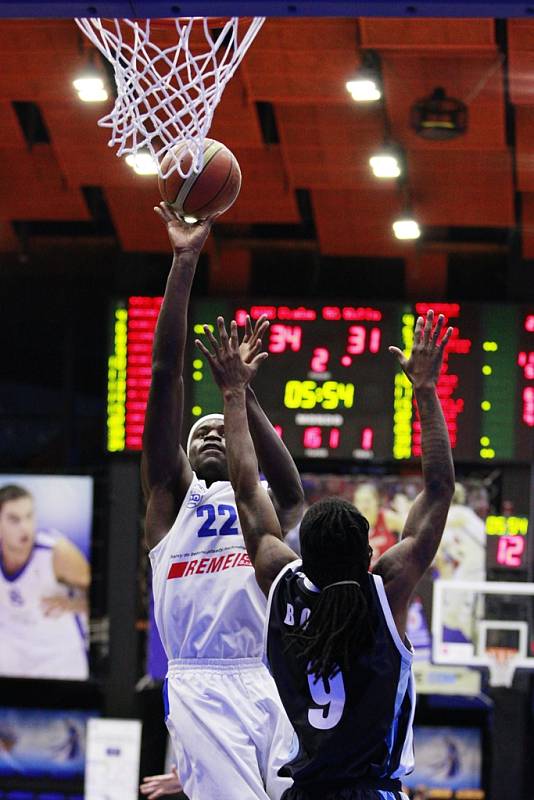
392, 217, 421, 241
125, 152, 159, 176
346, 78, 381, 103
72, 70, 108, 103
346, 51, 382, 103
411, 86, 468, 141
369, 152, 401, 179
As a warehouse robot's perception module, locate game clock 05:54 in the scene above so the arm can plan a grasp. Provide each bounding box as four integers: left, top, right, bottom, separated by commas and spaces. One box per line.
283, 380, 355, 411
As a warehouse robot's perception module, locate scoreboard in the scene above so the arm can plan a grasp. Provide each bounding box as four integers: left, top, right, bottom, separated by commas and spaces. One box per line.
107, 298, 533, 463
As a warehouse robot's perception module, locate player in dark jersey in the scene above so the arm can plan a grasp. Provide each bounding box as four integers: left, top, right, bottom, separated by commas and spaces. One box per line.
196, 309, 455, 800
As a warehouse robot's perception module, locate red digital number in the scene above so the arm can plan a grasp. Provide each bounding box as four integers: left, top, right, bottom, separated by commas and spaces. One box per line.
329, 428, 340, 449
268, 324, 302, 353
369, 327, 381, 353
346, 325, 366, 355
525, 314, 534, 332
497, 536, 525, 567
518, 351, 534, 380
310, 347, 330, 373
361, 427, 374, 450
523, 386, 534, 426
303, 427, 322, 449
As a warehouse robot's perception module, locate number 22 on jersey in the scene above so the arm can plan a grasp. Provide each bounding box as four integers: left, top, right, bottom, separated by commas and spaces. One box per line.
196, 504, 239, 537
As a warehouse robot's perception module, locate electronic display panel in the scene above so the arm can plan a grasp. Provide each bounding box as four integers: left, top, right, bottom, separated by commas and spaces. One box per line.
485, 513, 529, 571
404, 726, 483, 795
0, 707, 95, 782
0, 475, 93, 680
108, 298, 533, 463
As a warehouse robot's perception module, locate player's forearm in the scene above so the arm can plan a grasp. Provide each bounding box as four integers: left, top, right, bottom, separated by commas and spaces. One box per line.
224, 387, 283, 560
415, 386, 455, 495
152, 252, 198, 373
246, 387, 304, 512
223, 388, 261, 499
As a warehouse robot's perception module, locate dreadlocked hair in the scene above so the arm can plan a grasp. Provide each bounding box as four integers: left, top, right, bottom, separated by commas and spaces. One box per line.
286, 497, 375, 683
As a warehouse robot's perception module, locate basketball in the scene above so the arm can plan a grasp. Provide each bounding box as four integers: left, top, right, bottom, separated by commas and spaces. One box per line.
158, 139, 242, 219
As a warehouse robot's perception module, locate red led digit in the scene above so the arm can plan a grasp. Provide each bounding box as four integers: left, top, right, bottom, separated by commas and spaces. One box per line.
497, 536, 525, 567
518, 351, 534, 380
525, 315, 534, 332
361, 427, 374, 450
311, 347, 330, 373
347, 325, 366, 355
303, 427, 322, 449
329, 428, 340, 449
523, 386, 534, 426
268, 324, 302, 353
273, 425, 283, 439
369, 327, 381, 354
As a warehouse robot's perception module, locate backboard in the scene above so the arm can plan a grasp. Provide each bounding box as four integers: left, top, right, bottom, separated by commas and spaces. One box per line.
2, 1, 534, 19
432, 579, 534, 686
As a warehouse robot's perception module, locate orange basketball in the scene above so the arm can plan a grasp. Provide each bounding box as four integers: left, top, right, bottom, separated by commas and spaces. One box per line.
158, 139, 241, 219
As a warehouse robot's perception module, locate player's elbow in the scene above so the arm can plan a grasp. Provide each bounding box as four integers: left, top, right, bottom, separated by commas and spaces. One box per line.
76, 562, 91, 589
281, 482, 305, 511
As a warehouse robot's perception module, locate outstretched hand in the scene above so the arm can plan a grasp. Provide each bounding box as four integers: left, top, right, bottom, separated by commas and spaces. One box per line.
196, 316, 268, 391
239, 314, 270, 365
389, 309, 453, 389
154, 201, 215, 255
140, 764, 183, 799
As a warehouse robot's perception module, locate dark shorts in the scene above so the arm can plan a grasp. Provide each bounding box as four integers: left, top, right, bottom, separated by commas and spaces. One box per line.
282, 786, 407, 800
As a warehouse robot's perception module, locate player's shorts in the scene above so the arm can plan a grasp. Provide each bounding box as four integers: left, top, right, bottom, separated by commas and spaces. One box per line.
164, 657, 294, 800
281, 787, 409, 800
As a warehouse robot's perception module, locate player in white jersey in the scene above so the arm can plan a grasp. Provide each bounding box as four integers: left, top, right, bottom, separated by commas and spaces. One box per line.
144, 204, 304, 800
0, 484, 90, 679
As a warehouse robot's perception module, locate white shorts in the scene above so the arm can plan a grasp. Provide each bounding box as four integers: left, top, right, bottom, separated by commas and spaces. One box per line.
164, 657, 294, 800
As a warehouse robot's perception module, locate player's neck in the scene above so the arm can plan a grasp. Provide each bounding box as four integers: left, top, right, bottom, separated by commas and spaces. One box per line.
198, 465, 228, 486
1, 546, 32, 574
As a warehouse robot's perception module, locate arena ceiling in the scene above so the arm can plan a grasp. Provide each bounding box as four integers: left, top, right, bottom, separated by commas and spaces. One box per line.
1, 16, 534, 297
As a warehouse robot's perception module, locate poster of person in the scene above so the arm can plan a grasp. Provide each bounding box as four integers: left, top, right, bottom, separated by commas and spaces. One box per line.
0, 707, 96, 780
403, 726, 482, 792
434, 483, 487, 648
0, 475, 93, 680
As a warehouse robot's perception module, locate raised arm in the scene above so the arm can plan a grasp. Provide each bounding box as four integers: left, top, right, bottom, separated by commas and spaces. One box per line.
142, 204, 214, 548
373, 311, 455, 630
240, 315, 304, 532
196, 318, 297, 595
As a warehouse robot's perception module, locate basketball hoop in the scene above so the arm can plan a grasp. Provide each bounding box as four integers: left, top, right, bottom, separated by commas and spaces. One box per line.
75, 16, 265, 179
487, 647, 519, 688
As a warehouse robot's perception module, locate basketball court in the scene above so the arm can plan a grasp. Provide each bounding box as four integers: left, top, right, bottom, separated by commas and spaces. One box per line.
0, 3, 532, 800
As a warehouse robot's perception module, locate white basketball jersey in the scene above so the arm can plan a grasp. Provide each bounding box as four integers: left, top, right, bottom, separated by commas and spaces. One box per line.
150, 474, 266, 660
0, 532, 89, 679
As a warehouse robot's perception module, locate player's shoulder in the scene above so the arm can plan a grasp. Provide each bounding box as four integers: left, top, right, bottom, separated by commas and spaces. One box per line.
272, 558, 305, 601
35, 529, 61, 550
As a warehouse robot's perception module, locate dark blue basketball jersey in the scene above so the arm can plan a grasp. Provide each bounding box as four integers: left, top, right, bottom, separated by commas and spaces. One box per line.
265, 560, 415, 794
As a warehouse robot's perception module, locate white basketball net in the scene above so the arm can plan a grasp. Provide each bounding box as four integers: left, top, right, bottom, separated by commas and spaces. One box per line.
75, 17, 265, 178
